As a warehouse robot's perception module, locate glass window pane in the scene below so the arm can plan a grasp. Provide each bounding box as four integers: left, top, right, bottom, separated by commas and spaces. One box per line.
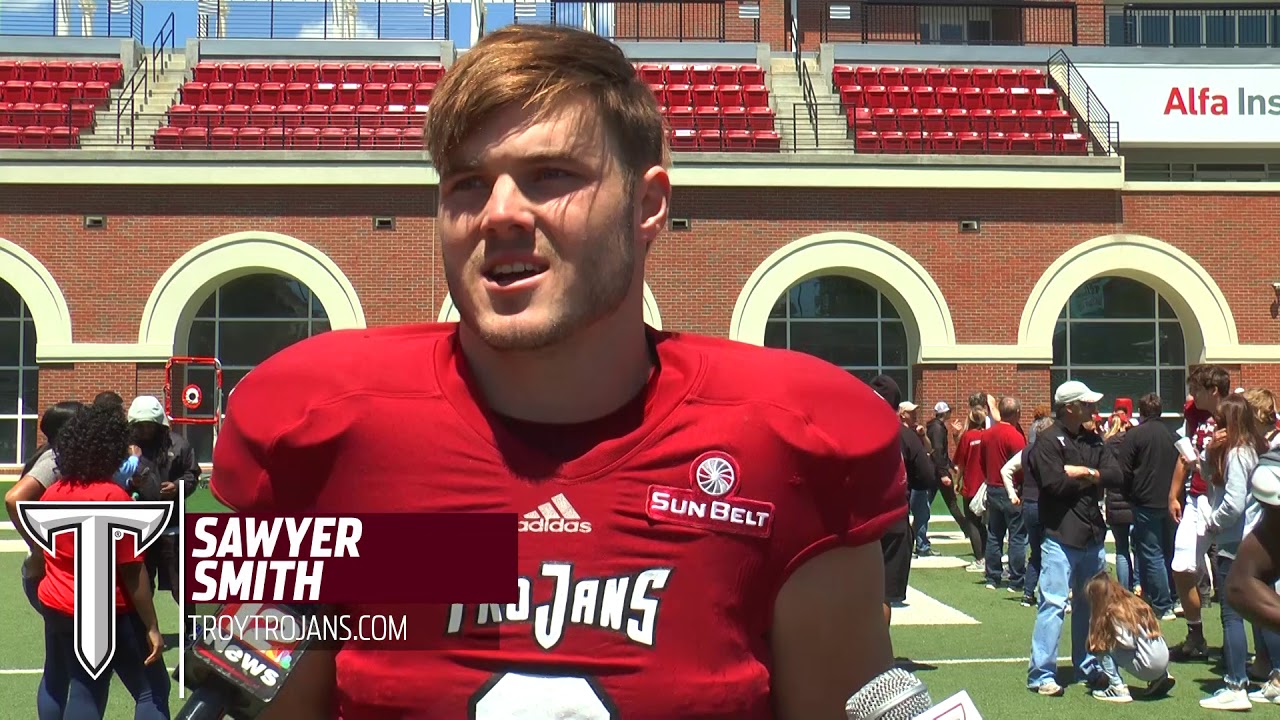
0, 321, 19, 366
1069, 277, 1156, 319
1067, 322, 1157, 365
194, 290, 217, 318
184, 424, 215, 466
312, 320, 331, 336
787, 321, 879, 368
1158, 296, 1176, 319
0, 370, 17, 413
217, 275, 312, 319
1068, 369, 1157, 410
22, 321, 36, 366
763, 320, 786, 349
886, 369, 911, 399
848, 369, 878, 385
217, 321, 312, 366
1160, 368, 1188, 415
311, 292, 328, 319
1159, 322, 1185, 366
882, 298, 901, 319
788, 276, 879, 319
881, 321, 908, 366
21, 369, 37, 415
1053, 321, 1066, 364
0, 283, 21, 318
769, 293, 786, 319
222, 369, 253, 398
188, 320, 217, 358
21, 417, 38, 463
1050, 368, 1068, 401
0, 418, 16, 464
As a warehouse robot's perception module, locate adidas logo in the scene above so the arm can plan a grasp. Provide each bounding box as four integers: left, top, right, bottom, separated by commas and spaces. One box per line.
519, 494, 593, 534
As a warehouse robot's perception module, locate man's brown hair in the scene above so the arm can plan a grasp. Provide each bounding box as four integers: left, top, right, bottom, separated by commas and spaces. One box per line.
425, 24, 670, 180
1188, 363, 1232, 396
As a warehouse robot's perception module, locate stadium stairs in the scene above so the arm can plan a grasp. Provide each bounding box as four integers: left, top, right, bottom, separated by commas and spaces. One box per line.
79, 52, 188, 148
770, 56, 851, 153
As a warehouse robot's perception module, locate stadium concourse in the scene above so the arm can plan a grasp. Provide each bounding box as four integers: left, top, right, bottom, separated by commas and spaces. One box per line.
3, 0, 1280, 715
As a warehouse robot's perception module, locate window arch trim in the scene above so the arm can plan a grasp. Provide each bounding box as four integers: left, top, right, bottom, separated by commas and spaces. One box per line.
0, 238, 72, 359
140, 232, 365, 357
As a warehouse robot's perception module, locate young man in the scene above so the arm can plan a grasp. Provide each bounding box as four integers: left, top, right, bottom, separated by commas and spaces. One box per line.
1168, 365, 1231, 659
211, 25, 907, 720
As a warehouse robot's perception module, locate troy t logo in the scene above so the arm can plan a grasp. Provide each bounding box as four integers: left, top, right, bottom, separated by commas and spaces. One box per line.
17, 502, 172, 679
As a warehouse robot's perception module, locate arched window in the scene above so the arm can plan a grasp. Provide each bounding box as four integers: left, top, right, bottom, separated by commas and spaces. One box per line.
763, 275, 910, 396
0, 281, 37, 465
1051, 276, 1185, 416
182, 273, 331, 463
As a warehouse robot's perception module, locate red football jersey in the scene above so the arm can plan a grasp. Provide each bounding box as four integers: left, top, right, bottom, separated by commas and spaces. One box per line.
212, 323, 907, 719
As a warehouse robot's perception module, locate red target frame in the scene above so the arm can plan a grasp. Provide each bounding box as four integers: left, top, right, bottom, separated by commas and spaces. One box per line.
164, 356, 223, 427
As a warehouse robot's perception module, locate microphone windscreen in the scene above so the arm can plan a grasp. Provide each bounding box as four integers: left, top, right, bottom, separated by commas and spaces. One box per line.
845, 667, 933, 720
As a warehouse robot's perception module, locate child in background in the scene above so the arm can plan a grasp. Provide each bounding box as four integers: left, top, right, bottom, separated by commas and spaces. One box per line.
1085, 571, 1177, 703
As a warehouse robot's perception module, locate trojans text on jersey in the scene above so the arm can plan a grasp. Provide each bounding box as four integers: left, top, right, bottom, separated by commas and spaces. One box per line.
445, 561, 672, 650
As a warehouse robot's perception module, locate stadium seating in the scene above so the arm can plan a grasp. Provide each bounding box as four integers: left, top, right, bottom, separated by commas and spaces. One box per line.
0, 59, 125, 148
638, 62, 780, 152
832, 64, 1090, 155
155, 60, 780, 152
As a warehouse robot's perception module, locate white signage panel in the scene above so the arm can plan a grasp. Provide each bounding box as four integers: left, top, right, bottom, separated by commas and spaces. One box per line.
1075, 65, 1280, 145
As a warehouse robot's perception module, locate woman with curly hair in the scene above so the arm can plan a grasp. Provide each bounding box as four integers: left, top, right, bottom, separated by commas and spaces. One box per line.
34, 403, 171, 719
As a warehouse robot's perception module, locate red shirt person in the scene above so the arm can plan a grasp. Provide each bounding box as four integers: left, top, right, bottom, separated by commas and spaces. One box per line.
212, 25, 908, 720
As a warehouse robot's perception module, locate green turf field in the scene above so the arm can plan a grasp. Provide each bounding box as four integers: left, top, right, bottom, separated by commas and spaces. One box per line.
0, 486, 1257, 718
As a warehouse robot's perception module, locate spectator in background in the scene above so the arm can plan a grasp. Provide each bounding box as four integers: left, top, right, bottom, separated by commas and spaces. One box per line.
1116, 393, 1178, 621
902, 400, 940, 558
128, 395, 200, 604
999, 415, 1058, 608
1029, 404, 1052, 445
929, 401, 976, 557
953, 407, 989, 573
1028, 380, 1123, 697
870, 375, 932, 622
92, 390, 142, 491
984, 397, 1028, 594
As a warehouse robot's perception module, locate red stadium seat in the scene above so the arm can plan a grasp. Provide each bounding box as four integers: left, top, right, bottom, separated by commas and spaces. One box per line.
153, 126, 181, 149
369, 63, 394, 83
345, 63, 370, 83
244, 63, 269, 83
752, 129, 779, 151
193, 62, 219, 83
0, 61, 17, 82
219, 63, 244, 83
238, 126, 266, 148
233, 82, 259, 105
855, 130, 880, 153
290, 126, 320, 148
259, 82, 285, 105
45, 62, 70, 82
393, 64, 419, 84
20, 125, 49, 146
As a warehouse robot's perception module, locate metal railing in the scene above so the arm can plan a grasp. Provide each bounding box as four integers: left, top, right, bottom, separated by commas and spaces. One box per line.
112, 12, 176, 147
789, 100, 1118, 155
0, 0, 142, 40
197, 0, 449, 40
819, 0, 1077, 45
1047, 49, 1117, 155
511, 0, 760, 41
1103, 3, 1280, 47
792, 15, 819, 147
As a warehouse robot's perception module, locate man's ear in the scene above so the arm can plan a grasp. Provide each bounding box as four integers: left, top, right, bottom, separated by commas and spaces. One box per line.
636, 165, 671, 254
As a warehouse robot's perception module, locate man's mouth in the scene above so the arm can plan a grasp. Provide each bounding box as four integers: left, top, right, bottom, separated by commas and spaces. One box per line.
483, 261, 548, 287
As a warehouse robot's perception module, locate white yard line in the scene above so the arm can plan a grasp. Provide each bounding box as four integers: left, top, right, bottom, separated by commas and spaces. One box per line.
904, 656, 1069, 666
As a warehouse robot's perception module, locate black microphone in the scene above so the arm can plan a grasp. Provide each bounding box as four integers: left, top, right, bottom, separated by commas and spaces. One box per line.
176, 602, 322, 720
844, 667, 933, 720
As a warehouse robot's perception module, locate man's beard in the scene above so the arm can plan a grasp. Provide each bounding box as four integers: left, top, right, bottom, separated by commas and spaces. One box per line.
449, 216, 637, 353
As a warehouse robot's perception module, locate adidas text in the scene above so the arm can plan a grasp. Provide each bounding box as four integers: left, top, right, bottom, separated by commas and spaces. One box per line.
518, 518, 593, 533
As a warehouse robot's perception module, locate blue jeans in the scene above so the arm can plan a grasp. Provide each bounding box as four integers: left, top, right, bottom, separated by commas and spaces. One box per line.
1131, 508, 1175, 616
911, 488, 935, 553
1028, 536, 1108, 688
985, 486, 1027, 589
1111, 523, 1134, 592
40, 605, 171, 719
1023, 501, 1042, 601
1216, 555, 1253, 689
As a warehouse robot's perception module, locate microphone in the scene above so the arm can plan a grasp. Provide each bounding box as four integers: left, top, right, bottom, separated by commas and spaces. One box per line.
845, 667, 933, 720
176, 602, 321, 720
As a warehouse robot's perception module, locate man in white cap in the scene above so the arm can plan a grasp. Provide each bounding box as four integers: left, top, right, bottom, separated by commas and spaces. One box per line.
128, 395, 200, 603
1027, 380, 1126, 699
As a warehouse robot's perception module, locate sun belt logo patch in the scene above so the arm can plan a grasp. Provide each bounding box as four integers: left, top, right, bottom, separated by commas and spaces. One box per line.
645, 451, 774, 538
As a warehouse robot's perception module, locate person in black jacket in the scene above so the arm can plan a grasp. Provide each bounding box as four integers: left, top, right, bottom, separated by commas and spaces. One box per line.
927, 402, 978, 557
869, 375, 933, 622
127, 395, 201, 604
1116, 393, 1178, 620
1027, 380, 1125, 697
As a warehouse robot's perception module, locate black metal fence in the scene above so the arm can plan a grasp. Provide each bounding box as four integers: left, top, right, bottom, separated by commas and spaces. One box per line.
1046, 49, 1117, 154
1103, 3, 1280, 47
197, 0, 450, 40
818, 0, 1078, 45
0, 0, 143, 42
511, 0, 760, 42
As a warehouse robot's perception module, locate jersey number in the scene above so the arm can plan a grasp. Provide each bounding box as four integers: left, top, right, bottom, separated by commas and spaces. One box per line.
470, 672, 618, 719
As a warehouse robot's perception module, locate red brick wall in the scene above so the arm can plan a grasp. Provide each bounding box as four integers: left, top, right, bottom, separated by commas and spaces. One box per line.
2, 184, 1279, 462
612, 0, 781, 45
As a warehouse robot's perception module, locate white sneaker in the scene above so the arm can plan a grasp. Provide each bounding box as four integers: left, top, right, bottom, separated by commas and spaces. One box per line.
1250, 675, 1280, 704
1092, 684, 1132, 703
1034, 681, 1065, 697
965, 560, 985, 573
1200, 687, 1252, 711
